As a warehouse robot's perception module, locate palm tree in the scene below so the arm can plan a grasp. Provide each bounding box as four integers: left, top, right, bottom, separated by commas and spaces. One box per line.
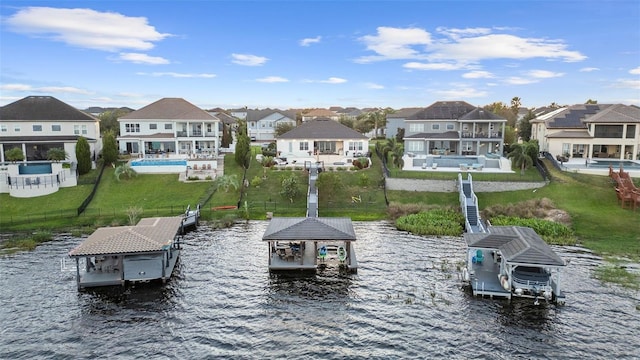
391, 143, 404, 168
260, 156, 273, 179
215, 174, 239, 192
47, 148, 68, 162
382, 138, 398, 163
365, 110, 386, 139
114, 164, 138, 181
507, 142, 536, 175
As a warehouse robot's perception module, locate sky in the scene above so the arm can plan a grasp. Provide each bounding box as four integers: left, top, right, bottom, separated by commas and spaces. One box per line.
1, 0, 639, 111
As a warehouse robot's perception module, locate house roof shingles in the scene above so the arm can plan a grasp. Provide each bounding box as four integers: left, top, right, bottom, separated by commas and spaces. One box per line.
277, 118, 367, 140
407, 101, 476, 120
262, 217, 356, 241
119, 98, 218, 121
0, 96, 96, 121
68, 217, 184, 257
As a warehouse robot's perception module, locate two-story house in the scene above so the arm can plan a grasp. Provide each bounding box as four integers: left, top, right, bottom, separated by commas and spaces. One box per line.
531, 104, 640, 161
403, 101, 506, 157
0, 95, 101, 163
117, 98, 220, 157
246, 109, 296, 142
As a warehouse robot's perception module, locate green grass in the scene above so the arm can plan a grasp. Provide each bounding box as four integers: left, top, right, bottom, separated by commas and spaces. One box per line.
594, 265, 640, 290
1, 154, 639, 260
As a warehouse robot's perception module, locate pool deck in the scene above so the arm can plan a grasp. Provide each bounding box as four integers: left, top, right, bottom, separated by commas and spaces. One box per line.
562, 158, 640, 177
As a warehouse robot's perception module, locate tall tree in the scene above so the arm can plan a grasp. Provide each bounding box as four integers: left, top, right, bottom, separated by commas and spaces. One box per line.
585, 99, 598, 104
510, 96, 522, 119
517, 110, 535, 142
234, 121, 251, 169
365, 109, 388, 139
98, 108, 130, 135
484, 101, 517, 127
221, 124, 232, 148
101, 130, 118, 166
507, 141, 538, 175
76, 137, 92, 175
275, 122, 295, 137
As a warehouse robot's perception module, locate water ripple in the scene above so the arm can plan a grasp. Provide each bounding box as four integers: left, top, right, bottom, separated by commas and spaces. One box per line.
0, 221, 638, 359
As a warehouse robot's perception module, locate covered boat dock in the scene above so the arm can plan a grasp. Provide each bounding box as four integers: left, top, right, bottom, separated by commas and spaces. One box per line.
262, 217, 357, 272
68, 216, 186, 289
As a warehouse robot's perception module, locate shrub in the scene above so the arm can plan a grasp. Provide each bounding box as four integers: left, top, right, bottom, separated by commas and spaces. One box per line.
251, 176, 263, 187
489, 215, 576, 245
358, 173, 370, 187
396, 208, 465, 236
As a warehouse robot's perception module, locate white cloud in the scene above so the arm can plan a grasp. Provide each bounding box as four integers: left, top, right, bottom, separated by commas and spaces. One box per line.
300, 36, 321, 46
119, 53, 170, 65
136, 72, 216, 78
580, 67, 600, 72
403, 62, 464, 71
356, 27, 432, 63
231, 53, 268, 66
433, 86, 488, 99
612, 79, 640, 89
0, 83, 32, 91
0, 83, 91, 94
364, 82, 384, 89
526, 70, 565, 78
462, 70, 494, 79
256, 76, 289, 83
630, 67, 640, 75
320, 77, 347, 84
356, 26, 586, 66
504, 77, 538, 85
5, 7, 170, 52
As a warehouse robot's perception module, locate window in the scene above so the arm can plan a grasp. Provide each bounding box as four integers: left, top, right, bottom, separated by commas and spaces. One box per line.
594, 125, 623, 138
626, 125, 636, 139
432, 124, 440, 130
81, 125, 88, 135
14, 125, 21, 132
32, 125, 42, 131
125, 124, 140, 133
51, 125, 61, 131
165, 123, 172, 130
407, 141, 424, 152
300, 142, 309, 151
348, 142, 363, 151
74, 125, 80, 135
0, 125, 6, 132
462, 141, 473, 151
446, 124, 455, 130
409, 123, 424, 133
149, 124, 157, 130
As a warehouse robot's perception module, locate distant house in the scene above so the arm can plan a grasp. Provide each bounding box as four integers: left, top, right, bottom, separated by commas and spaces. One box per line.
301, 109, 340, 122
386, 107, 422, 139
246, 109, 296, 142
276, 117, 369, 160
531, 104, 640, 160
402, 101, 506, 156
117, 98, 220, 157
0, 95, 88, 197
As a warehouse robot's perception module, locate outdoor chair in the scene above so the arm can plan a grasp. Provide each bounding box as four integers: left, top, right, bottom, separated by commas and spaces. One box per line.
475, 249, 484, 264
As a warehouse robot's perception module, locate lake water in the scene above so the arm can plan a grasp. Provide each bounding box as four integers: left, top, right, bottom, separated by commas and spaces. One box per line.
1, 221, 638, 359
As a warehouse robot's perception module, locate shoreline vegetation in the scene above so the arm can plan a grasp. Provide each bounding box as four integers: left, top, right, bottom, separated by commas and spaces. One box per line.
1, 147, 639, 290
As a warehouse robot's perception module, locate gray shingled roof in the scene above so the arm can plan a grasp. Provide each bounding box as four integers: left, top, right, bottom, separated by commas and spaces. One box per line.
68, 217, 184, 257
466, 226, 565, 266
581, 104, 640, 124
119, 98, 217, 120
546, 130, 591, 138
277, 118, 367, 140
459, 107, 505, 121
0, 96, 96, 121
262, 217, 356, 241
386, 108, 423, 118
246, 109, 297, 122
407, 101, 476, 120
1, 135, 97, 142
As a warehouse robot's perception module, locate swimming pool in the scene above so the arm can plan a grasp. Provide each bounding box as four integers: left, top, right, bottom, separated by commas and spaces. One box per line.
130, 159, 187, 167
589, 159, 640, 169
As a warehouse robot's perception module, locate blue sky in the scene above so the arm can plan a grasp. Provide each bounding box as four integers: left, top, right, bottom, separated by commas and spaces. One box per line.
1, 1, 639, 111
